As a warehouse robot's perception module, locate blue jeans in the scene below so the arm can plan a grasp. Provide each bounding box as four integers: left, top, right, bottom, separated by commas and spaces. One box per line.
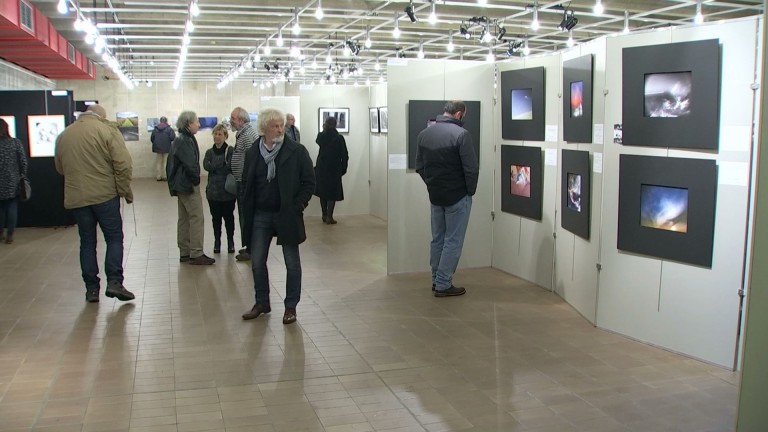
0, 198, 18, 236
71, 197, 124, 290
250, 210, 302, 309
430, 195, 472, 291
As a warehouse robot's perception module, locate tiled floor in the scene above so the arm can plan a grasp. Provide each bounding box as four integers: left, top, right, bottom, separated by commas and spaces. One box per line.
0, 179, 739, 432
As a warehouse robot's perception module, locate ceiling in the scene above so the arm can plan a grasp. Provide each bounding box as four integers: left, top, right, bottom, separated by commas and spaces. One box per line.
27, 0, 764, 87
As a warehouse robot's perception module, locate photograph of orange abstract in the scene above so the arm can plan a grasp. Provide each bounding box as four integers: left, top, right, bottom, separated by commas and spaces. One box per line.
510, 165, 531, 197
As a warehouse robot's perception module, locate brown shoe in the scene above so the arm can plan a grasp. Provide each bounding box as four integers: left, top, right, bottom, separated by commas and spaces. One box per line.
327, 218, 337, 225
242, 304, 271, 320
105, 282, 135, 301
282, 308, 297, 325
189, 254, 215, 265
235, 252, 251, 262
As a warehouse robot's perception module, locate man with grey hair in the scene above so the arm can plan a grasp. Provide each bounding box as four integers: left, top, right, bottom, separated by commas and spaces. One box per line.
55, 104, 135, 303
229, 106, 259, 261
240, 108, 315, 325
285, 113, 300, 143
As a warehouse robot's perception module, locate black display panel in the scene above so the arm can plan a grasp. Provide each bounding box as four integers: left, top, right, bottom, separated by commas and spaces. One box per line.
501, 67, 545, 141
563, 55, 593, 143
500, 145, 543, 220
561, 149, 591, 239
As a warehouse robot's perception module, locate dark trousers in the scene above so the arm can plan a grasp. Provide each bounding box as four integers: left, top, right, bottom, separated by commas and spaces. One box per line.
236, 181, 247, 248
0, 197, 18, 236
208, 199, 235, 241
71, 196, 124, 290
250, 210, 302, 309
319, 198, 336, 218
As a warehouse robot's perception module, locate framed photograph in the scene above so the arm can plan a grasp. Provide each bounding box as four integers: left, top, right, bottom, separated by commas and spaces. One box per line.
369, 107, 380, 133
27, 114, 66, 157
407, 100, 481, 170
116, 111, 139, 142
618, 154, 717, 267
563, 55, 593, 143
561, 149, 591, 239
0, 115, 16, 138
319, 108, 349, 133
379, 107, 388, 133
622, 39, 720, 150
248, 112, 258, 123
198, 116, 218, 130
501, 67, 546, 141
147, 117, 160, 132
500, 145, 543, 220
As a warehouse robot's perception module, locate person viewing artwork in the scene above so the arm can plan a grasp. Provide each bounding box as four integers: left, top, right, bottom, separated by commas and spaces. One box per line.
0, 118, 28, 245
150, 116, 176, 181
314, 116, 349, 224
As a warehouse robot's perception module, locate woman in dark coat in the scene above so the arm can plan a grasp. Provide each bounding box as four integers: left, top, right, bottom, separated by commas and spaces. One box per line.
314, 116, 349, 224
0, 118, 27, 244
203, 124, 236, 254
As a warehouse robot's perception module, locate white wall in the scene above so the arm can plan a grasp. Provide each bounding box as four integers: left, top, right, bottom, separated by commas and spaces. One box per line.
369, 83, 388, 221
387, 59, 494, 275
492, 54, 561, 290
595, 19, 760, 368
0, 59, 56, 91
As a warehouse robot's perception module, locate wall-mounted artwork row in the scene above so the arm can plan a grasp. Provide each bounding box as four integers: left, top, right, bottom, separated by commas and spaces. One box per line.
561, 149, 591, 239
319, 108, 349, 133
622, 39, 720, 150
407, 100, 481, 170
501, 67, 546, 141
116, 111, 139, 142
369, 108, 380, 133
501, 145, 543, 220
617, 154, 717, 267
28, 115, 65, 158
563, 55, 594, 143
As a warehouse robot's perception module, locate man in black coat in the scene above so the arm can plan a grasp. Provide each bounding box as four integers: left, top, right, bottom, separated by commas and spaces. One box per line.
241, 108, 315, 325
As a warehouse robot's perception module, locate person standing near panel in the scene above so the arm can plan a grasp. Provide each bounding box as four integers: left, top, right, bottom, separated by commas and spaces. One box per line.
54, 104, 135, 303
314, 116, 349, 224
150, 116, 176, 181
229, 106, 259, 262
415, 100, 478, 297
285, 113, 301, 143
203, 124, 236, 254
0, 118, 28, 244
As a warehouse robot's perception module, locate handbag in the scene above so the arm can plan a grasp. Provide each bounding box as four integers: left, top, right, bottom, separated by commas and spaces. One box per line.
224, 173, 237, 195
19, 177, 31, 202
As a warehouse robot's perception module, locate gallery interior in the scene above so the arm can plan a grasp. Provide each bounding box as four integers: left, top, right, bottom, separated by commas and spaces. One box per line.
1, 0, 768, 431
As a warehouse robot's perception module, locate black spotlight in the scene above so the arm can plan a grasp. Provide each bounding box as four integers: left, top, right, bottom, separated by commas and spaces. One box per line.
404, 2, 417, 22
558, 11, 568, 31
459, 24, 470, 39
264, 63, 271, 72
565, 11, 578, 30
497, 25, 507, 40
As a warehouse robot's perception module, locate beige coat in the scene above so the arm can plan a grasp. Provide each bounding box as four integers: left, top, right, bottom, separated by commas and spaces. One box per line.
54, 113, 133, 209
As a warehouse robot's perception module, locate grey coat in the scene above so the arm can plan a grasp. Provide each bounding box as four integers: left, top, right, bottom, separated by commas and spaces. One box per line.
203, 143, 235, 202
166, 129, 200, 196
0, 137, 28, 200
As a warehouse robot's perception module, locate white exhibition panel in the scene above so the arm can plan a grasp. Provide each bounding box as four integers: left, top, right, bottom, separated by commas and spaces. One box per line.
553, 39, 608, 324
259, 96, 300, 131
387, 59, 494, 275
595, 19, 758, 367
369, 83, 388, 221
299, 85, 371, 218
492, 54, 561, 290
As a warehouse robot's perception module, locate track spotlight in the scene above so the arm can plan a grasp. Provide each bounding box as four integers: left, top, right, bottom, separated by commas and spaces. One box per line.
694, 0, 704, 24
565, 11, 578, 30
393, 13, 401, 38
264, 63, 271, 72
345, 40, 361, 56
623, 11, 630, 34
459, 24, 470, 39
404, 1, 417, 22
496, 25, 507, 40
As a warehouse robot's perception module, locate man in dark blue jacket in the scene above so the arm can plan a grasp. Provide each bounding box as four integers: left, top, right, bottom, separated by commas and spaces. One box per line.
415, 101, 479, 297
150, 116, 175, 181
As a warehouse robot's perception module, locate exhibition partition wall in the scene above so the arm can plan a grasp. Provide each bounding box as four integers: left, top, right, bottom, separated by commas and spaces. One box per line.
369, 83, 388, 221
298, 85, 371, 218
494, 55, 561, 291
595, 19, 759, 368
0, 90, 75, 227
387, 59, 494, 274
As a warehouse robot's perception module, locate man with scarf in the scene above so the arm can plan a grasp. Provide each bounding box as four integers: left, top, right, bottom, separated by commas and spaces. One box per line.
240, 108, 315, 325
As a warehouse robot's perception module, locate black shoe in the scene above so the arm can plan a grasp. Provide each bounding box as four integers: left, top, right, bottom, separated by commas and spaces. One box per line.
431, 284, 435, 292
434, 285, 466, 297
228, 246, 235, 253
86, 288, 100, 303
236, 252, 251, 262
242, 304, 271, 320
213, 239, 221, 254
238, 248, 247, 254
189, 254, 215, 265
105, 282, 135, 301
282, 308, 297, 325
180, 255, 190, 263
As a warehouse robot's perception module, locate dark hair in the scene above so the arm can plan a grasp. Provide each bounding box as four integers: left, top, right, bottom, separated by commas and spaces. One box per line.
0, 118, 8, 139
443, 100, 466, 115
160, 116, 168, 123
324, 116, 337, 129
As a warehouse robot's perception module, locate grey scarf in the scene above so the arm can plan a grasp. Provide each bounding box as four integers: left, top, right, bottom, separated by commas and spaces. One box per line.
259, 137, 284, 181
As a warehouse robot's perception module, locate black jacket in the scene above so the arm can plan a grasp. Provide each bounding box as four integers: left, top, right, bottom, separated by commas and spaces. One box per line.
203, 143, 235, 202
314, 128, 349, 201
415, 115, 479, 206
166, 129, 200, 196
242, 137, 315, 246
151, 123, 176, 153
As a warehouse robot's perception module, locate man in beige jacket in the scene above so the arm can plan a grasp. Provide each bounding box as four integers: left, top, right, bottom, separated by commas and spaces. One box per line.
55, 104, 135, 303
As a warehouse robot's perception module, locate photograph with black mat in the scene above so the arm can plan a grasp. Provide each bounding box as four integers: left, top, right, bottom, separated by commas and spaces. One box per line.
500, 144, 543, 220
407, 100, 481, 170
561, 149, 591, 239
562, 55, 594, 143
500, 67, 546, 141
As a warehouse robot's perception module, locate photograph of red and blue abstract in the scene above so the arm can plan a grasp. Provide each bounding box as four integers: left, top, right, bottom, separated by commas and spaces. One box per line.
570, 80, 583, 118
640, 184, 688, 232
511, 88, 533, 120
510, 165, 531, 197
